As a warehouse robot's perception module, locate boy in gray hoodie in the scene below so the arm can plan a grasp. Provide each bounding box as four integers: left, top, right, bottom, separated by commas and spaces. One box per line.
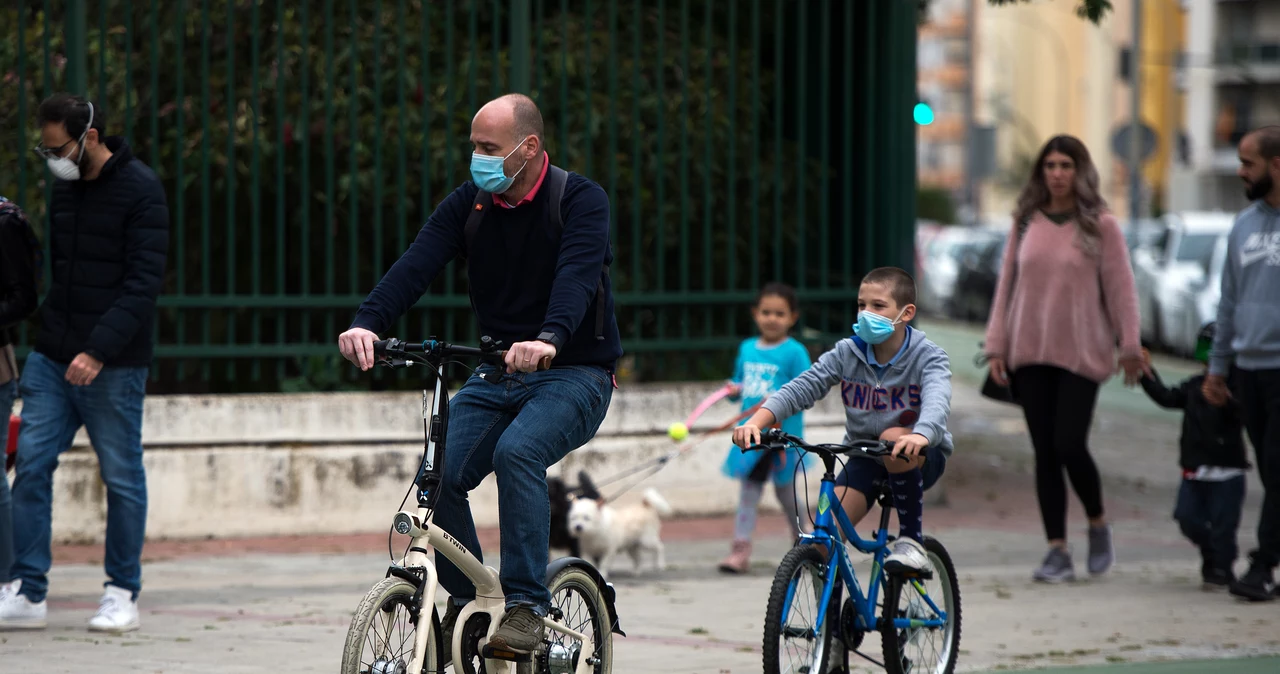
734, 267, 953, 573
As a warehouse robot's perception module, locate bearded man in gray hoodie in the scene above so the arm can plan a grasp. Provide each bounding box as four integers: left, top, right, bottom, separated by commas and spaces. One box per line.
1204, 125, 1280, 602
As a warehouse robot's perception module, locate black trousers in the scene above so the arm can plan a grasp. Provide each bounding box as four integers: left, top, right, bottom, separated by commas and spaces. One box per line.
1174, 475, 1246, 570
1233, 366, 1280, 568
1013, 365, 1105, 542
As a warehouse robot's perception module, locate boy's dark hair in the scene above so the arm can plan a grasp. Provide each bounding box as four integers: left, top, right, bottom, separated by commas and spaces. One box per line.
37, 93, 105, 139
861, 267, 916, 308
755, 282, 799, 314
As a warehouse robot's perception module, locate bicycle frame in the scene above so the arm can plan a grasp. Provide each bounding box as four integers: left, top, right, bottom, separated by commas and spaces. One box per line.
388, 355, 597, 674
782, 450, 947, 647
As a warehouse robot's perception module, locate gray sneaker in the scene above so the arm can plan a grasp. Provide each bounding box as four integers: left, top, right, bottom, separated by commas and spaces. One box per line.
1087, 524, 1114, 576
485, 606, 545, 655
1032, 547, 1076, 583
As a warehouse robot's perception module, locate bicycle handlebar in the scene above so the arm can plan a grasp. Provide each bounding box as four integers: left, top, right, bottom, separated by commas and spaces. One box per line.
748, 428, 894, 457
372, 336, 552, 371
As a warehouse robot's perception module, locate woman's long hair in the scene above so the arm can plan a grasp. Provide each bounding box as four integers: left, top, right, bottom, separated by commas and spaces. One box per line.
1013, 135, 1108, 252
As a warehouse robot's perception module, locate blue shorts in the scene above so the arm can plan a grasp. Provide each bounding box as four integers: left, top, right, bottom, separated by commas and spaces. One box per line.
834, 446, 948, 508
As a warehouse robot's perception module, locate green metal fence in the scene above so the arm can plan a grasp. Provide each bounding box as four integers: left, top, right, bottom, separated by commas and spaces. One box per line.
1, 0, 919, 393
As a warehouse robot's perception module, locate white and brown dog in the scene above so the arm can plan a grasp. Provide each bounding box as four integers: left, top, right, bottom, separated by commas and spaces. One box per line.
567, 488, 672, 578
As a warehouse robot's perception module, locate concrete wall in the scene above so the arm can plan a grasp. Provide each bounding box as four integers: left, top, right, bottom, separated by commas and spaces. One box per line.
15, 384, 857, 544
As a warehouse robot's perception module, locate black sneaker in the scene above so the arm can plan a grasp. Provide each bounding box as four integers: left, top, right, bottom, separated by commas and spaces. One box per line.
1228, 557, 1276, 602
1201, 566, 1233, 592
439, 601, 465, 667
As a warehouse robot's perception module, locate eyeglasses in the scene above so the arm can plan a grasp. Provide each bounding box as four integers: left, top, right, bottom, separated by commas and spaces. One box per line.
32, 139, 75, 161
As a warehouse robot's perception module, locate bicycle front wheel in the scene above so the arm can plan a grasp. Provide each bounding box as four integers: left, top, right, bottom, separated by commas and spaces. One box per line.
340, 576, 442, 674
763, 544, 841, 674
880, 536, 961, 674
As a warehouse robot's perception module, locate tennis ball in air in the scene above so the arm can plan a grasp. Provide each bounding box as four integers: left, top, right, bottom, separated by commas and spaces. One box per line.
668, 422, 689, 441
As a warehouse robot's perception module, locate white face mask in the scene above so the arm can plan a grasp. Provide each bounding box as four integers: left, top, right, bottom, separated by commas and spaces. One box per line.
46, 102, 94, 181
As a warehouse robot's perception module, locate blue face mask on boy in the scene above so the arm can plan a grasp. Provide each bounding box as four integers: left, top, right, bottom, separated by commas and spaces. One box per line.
853, 307, 907, 345
469, 136, 531, 194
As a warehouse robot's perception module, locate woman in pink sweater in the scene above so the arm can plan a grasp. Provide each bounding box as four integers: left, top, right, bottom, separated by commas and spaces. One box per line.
984, 135, 1146, 583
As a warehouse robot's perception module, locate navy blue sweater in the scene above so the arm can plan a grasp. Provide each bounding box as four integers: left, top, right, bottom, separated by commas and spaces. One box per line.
37, 138, 170, 367
351, 169, 622, 369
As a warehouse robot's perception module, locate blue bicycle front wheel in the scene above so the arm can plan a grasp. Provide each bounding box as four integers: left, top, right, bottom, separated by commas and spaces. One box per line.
762, 544, 845, 674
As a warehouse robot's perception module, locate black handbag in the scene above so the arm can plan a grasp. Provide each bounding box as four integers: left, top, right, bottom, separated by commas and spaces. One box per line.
977, 218, 1031, 407
976, 349, 1016, 404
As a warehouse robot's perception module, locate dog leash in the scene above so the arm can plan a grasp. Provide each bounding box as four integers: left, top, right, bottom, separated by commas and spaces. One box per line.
595, 401, 764, 502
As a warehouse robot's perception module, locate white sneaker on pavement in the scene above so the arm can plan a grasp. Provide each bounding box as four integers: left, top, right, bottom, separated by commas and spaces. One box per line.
0, 581, 48, 630
883, 537, 933, 574
87, 585, 140, 633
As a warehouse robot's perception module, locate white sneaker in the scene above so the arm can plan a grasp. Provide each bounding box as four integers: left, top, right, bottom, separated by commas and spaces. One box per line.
884, 537, 933, 575
0, 581, 48, 630
87, 585, 140, 633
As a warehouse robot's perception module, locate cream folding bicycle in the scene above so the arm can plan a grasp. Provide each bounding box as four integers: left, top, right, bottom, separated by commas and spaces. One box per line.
339, 337, 621, 674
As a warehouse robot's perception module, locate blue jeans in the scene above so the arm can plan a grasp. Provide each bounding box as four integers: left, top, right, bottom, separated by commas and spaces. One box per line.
1174, 475, 1247, 570
434, 364, 613, 614
10, 352, 149, 603
0, 379, 17, 583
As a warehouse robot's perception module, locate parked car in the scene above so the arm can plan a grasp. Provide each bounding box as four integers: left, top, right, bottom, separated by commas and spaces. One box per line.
1122, 217, 1167, 256
1134, 211, 1234, 349
949, 228, 1008, 324
1133, 223, 1173, 345
1160, 230, 1230, 356
917, 226, 969, 317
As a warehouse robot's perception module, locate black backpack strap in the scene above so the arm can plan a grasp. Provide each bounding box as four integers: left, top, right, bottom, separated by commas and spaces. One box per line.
595, 261, 609, 341
546, 165, 568, 230
545, 166, 609, 342
461, 188, 492, 261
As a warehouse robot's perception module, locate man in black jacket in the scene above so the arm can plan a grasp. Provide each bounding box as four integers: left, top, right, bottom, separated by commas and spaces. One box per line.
0, 196, 40, 606
0, 95, 168, 634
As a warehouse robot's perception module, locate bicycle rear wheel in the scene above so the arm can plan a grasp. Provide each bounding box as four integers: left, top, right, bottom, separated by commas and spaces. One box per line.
546, 565, 613, 674
763, 544, 842, 674
340, 577, 442, 674
879, 536, 961, 674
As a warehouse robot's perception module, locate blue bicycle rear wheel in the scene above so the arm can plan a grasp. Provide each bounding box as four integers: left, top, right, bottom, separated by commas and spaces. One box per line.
879, 536, 962, 674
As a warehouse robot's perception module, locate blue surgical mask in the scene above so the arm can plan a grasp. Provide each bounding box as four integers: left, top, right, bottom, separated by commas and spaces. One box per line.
853, 308, 906, 345
469, 136, 531, 194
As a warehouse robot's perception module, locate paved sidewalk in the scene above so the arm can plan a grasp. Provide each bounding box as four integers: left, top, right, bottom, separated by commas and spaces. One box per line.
6, 444, 1280, 674
6, 321, 1280, 673
996, 657, 1280, 674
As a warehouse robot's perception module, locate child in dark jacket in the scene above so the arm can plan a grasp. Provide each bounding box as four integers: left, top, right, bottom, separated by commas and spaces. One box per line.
1139, 323, 1250, 590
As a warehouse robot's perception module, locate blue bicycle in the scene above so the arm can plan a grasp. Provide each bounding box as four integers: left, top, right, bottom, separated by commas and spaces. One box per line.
751, 429, 961, 674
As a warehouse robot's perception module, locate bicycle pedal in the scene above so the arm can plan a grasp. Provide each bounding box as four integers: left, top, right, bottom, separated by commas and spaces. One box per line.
894, 568, 933, 580
480, 644, 533, 663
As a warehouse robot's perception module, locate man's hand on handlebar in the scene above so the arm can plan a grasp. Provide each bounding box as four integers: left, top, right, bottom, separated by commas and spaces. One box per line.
732, 409, 779, 449
339, 327, 380, 371
505, 340, 557, 374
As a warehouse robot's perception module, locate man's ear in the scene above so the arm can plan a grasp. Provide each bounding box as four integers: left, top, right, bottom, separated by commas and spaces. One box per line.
523, 135, 541, 161
901, 303, 917, 323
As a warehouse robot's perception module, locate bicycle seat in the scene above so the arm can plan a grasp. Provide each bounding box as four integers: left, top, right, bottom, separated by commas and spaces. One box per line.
875, 480, 895, 508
